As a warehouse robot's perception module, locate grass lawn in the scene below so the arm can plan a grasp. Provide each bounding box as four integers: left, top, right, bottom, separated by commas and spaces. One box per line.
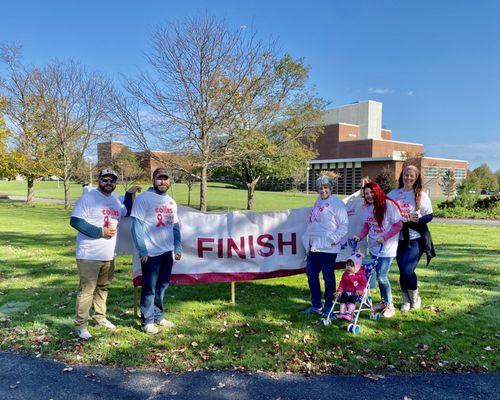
0, 180, 318, 211
0, 199, 498, 374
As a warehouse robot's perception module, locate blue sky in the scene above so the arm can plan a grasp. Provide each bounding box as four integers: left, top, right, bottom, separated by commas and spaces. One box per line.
2, 0, 499, 170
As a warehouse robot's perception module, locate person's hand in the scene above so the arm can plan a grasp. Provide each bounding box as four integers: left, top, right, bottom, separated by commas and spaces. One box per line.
335, 291, 342, 298
355, 290, 363, 296
140, 255, 149, 263
127, 185, 142, 194
103, 226, 117, 238
353, 235, 361, 242
376, 237, 385, 244
174, 252, 182, 261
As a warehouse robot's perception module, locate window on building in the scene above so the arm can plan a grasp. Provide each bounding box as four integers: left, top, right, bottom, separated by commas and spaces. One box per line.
440, 168, 452, 177
337, 167, 345, 195
354, 162, 362, 191
423, 166, 438, 178
455, 168, 466, 179
345, 163, 353, 194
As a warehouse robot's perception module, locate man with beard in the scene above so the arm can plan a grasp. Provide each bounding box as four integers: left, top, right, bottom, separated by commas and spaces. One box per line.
70, 168, 138, 339
131, 167, 182, 334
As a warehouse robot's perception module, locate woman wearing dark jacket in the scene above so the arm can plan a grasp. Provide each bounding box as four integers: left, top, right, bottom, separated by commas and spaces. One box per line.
388, 165, 435, 312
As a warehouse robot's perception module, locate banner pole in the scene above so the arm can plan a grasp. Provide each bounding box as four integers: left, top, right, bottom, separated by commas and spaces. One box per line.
231, 281, 236, 305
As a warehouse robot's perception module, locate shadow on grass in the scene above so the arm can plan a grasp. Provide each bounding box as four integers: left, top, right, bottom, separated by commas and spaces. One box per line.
1, 218, 499, 373
1, 231, 75, 257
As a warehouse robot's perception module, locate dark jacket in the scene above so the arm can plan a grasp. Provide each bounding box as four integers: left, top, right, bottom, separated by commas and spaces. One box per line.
401, 214, 436, 265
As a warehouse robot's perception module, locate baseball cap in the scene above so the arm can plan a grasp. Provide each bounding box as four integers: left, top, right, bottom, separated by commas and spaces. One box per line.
98, 168, 118, 180
152, 167, 169, 180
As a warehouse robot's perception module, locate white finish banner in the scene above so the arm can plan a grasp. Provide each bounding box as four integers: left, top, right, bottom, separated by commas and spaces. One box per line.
115, 191, 367, 285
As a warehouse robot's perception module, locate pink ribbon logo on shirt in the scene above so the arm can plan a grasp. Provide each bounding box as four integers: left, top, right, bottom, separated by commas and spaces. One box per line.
156, 213, 166, 227
104, 215, 109, 227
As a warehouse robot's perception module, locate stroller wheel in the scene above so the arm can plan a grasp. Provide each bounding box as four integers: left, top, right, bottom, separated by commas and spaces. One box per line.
375, 313, 381, 321
352, 325, 361, 335
369, 313, 375, 320
321, 318, 331, 326
347, 323, 353, 332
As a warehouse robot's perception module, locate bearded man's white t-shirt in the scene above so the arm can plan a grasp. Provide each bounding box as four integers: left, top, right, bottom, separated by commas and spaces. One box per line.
71, 189, 126, 261
131, 191, 179, 257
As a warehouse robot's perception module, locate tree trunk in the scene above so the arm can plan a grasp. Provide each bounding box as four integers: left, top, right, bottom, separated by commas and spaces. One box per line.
26, 177, 34, 205
187, 182, 192, 206
246, 177, 260, 210
63, 176, 71, 209
200, 164, 208, 212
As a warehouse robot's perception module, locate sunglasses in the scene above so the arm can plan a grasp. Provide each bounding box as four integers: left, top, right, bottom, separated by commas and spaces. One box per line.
100, 178, 117, 184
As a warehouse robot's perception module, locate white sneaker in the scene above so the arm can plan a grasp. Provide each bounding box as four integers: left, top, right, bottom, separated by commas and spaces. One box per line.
157, 319, 174, 328
96, 319, 117, 331
142, 323, 159, 334
74, 328, 92, 340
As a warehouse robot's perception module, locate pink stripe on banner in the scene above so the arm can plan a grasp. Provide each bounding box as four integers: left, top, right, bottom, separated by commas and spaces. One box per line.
169, 268, 306, 285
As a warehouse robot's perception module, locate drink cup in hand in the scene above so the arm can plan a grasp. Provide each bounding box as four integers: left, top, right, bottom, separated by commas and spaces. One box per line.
108, 218, 119, 230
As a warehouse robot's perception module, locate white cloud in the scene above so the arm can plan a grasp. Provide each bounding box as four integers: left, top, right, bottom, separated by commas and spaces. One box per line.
425, 139, 500, 170
368, 88, 394, 94
407, 91, 414, 96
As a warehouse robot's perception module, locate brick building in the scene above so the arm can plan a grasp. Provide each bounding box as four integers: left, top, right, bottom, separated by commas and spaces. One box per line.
308, 101, 468, 197
97, 141, 172, 178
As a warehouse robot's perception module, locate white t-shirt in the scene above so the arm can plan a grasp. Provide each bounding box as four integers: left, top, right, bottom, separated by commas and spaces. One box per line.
71, 189, 126, 261
302, 195, 349, 254
388, 189, 433, 240
362, 200, 402, 257
131, 191, 179, 257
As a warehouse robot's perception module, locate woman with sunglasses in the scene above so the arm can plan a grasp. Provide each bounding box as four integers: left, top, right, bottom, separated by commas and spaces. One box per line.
354, 182, 403, 318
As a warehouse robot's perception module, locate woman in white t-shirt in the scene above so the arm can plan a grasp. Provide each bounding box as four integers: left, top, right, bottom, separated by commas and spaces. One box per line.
301, 174, 349, 315
388, 165, 434, 312
354, 182, 403, 318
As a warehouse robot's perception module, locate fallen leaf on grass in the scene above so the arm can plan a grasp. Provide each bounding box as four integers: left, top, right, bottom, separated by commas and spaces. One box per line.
363, 373, 385, 381
484, 346, 495, 351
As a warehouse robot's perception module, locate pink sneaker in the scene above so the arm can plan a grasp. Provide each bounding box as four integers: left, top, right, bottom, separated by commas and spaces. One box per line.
336, 313, 346, 320
344, 313, 353, 322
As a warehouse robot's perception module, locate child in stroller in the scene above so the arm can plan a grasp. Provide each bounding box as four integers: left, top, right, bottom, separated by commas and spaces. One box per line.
321, 242, 383, 333
335, 253, 367, 321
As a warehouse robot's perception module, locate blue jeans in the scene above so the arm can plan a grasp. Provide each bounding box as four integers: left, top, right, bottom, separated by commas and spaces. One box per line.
369, 255, 393, 304
396, 239, 421, 291
140, 251, 173, 326
306, 252, 337, 309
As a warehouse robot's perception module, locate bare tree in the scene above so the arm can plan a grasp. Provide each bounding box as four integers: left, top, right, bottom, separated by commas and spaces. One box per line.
226, 54, 324, 209
37, 60, 113, 208
0, 43, 56, 204
111, 16, 270, 211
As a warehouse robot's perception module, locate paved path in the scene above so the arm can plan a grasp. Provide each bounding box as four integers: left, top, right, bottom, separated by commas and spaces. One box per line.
1, 351, 498, 400
0, 194, 65, 204
433, 217, 499, 227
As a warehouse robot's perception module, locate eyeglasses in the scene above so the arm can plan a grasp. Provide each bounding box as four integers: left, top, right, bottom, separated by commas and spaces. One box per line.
100, 178, 117, 184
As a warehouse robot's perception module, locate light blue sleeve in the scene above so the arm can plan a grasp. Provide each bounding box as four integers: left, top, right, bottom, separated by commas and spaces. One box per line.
173, 222, 182, 254
131, 217, 148, 257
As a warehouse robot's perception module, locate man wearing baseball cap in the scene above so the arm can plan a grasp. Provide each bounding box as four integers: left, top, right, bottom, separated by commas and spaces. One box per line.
131, 166, 182, 334
70, 167, 139, 339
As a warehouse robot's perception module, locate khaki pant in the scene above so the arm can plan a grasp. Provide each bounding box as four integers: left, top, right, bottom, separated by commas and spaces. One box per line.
74, 259, 115, 328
